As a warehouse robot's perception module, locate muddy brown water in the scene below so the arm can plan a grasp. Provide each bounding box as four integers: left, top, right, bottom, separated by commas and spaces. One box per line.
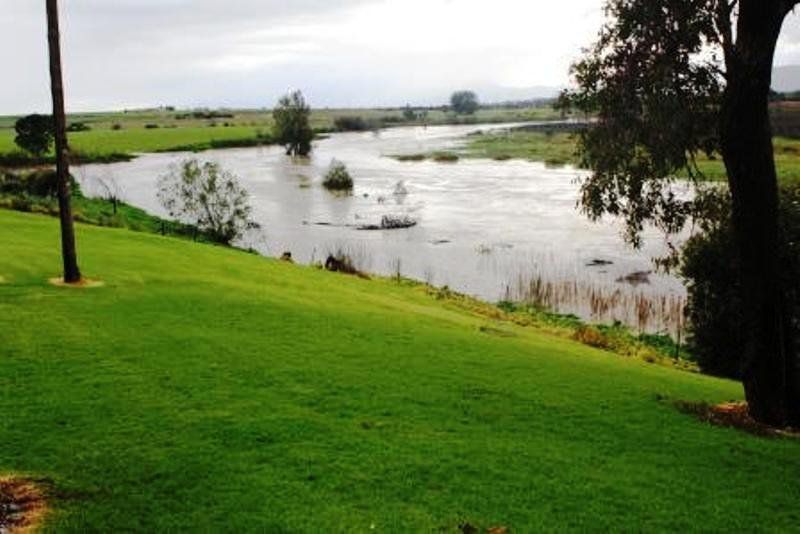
75, 122, 691, 334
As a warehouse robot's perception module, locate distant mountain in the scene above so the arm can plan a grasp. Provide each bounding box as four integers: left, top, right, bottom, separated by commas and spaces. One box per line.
773, 66, 800, 92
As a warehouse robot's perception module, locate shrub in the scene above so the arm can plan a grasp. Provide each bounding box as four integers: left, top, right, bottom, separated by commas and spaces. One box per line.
0, 170, 81, 198
111, 123, 122, 131
144, 123, 160, 129
333, 116, 369, 132
157, 159, 258, 245
322, 160, 354, 191
66, 122, 91, 132
432, 152, 459, 163
681, 185, 800, 379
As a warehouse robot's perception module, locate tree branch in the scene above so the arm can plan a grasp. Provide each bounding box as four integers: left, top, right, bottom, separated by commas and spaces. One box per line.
716, 0, 736, 74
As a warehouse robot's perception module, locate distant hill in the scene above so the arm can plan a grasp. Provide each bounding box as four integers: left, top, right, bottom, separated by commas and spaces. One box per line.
774, 66, 800, 92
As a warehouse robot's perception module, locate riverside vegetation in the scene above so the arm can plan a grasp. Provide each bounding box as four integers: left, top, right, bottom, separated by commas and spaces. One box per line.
2, 209, 800, 531
0, 105, 562, 166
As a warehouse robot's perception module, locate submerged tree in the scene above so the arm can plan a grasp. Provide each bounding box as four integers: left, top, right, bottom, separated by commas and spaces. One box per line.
560, 0, 800, 426
46, 0, 80, 283
273, 90, 313, 156
157, 159, 257, 245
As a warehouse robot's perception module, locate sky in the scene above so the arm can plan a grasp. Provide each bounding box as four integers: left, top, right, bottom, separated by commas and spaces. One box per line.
1, 1, 799, 114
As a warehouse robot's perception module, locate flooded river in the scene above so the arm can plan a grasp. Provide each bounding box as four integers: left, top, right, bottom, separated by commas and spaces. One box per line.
76, 122, 689, 335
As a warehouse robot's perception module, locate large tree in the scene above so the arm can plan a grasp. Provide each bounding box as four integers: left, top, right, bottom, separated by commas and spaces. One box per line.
272, 90, 313, 156
14, 114, 54, 157
450, 90, 479, 115
560, 0, 799, 426
46, 0, 80, 283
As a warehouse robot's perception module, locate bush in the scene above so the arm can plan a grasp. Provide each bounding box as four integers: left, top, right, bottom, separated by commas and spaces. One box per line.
681, 185, 800, 379
0, 170, 81, 198
144, 124, 160, 129
333, 116, 369, 132
322, 160, 354, 191
66, 122, 91, 132
157, 159, 258, 245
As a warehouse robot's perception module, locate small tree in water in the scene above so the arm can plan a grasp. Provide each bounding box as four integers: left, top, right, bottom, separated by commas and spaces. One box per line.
157, 159, 257, 245
273, 90, 313, 156
322, 159, 354, 191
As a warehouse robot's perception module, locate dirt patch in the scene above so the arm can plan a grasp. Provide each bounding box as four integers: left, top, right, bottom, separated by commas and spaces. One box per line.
676, 401, 800, 438
48, 277, 104, 289
0, 477, 47, 533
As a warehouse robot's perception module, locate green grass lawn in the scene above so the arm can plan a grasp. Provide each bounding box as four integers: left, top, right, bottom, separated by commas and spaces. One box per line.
0, 125, 271, 159
2, 210, 800, 531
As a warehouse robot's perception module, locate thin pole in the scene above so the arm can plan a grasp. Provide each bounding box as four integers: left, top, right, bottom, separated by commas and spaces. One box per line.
46, 0, 81, 283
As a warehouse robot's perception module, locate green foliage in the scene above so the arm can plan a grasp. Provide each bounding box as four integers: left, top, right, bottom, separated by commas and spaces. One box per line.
558, 0, 723, 246
450, 90, 480, 115
0, 169, 80, 198
66, 121, 91, 132
0, 106, 566, 162
333, 115, 370, 132
2, 210, 800, 531
273, 90, 314, 156
680, 184, 800, 379
14, 114, 54, 157
157, 159, 257, 244
496, 301, 692, 367
322, 159, 354, 191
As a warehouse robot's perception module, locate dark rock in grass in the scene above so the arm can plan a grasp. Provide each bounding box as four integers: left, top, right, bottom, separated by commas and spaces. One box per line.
280, 252, 293, 263
616, 270, 652, 286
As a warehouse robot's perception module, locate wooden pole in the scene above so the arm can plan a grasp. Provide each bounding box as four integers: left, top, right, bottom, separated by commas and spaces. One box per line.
46, 0, 81, 283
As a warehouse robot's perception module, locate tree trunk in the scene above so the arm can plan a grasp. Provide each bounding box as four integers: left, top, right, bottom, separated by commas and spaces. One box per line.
720, 0, 799, 426
46, 0, 81, 283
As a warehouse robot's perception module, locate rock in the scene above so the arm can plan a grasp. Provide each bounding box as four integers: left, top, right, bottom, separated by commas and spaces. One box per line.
586, 259, 613, 267
280, 252, 293, 263
616, 270, 652, 286
357, 215, 417, 231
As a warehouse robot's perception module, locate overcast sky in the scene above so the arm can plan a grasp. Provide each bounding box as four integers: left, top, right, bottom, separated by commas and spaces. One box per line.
1, 1, 799, 114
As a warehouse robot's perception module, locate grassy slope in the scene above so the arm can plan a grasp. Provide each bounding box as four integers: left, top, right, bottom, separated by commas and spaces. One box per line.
1, 210, 800, 531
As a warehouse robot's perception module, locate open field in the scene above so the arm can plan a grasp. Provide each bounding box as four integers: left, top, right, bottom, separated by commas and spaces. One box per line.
0, 106, 563, 162
2, 209, 800, 530
459, 130, 800, 185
